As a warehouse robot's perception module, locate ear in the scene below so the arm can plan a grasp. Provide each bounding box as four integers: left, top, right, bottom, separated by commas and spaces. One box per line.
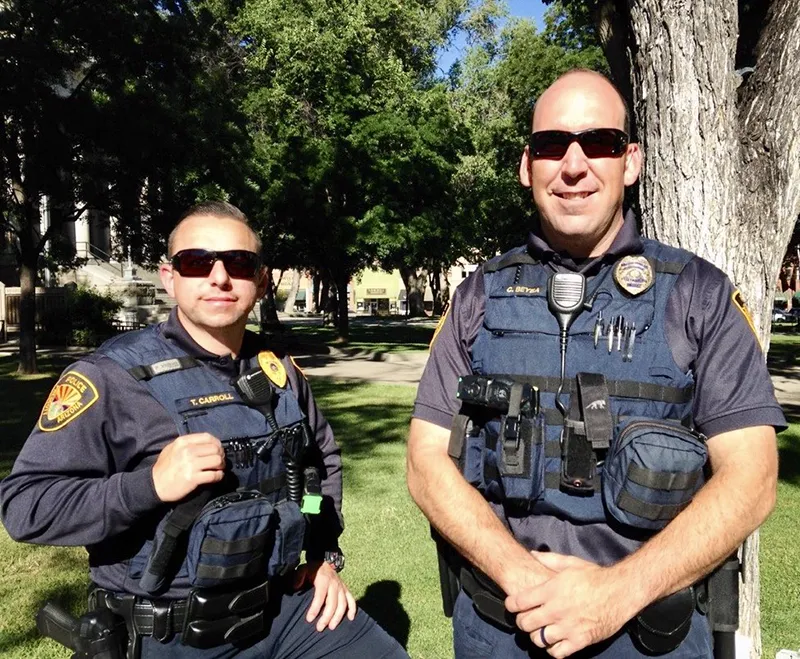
519, 145, 532, 188
623, 143, 643, 187
159, 262, 176, 299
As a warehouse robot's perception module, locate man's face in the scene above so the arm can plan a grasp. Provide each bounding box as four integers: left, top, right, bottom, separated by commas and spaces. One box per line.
520, 73, 641, 256
159, 215, 266, 339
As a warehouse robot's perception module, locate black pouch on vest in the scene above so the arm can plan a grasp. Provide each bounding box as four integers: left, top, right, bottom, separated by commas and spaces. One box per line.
628, 586, 695, 654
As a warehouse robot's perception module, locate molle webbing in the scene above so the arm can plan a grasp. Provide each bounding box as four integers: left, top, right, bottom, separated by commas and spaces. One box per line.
128, 356, 200, 381
483, 374, 693, 405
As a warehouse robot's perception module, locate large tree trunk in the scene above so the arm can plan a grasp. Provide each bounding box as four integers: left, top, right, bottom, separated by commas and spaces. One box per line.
430, 268, 443, 317
334, 272, 349, 340
601, 1, 800, 656
259, 266, 282, 332
16, 202, 41, 375
400, 266, 428, 317
283, 269, 301, 313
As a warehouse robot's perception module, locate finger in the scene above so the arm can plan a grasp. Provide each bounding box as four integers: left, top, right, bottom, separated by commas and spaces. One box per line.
316, 582, 339, 632
305, 579, 328, 623
191, 469, 225, 486
546, 639, 574, 659
534, 623, 566, 649
515, 606, 548, 635
506, 587, 547, 613
192, 454, 227, 471
345, 590, 357, 621
327, 588, 348, 630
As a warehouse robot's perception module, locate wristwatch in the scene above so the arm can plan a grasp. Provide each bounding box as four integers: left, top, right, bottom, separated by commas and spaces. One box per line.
324, 550, 345, 573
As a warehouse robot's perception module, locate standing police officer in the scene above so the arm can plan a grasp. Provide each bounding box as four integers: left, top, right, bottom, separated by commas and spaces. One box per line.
407, 70, 784, 658
1, 201, 407, 659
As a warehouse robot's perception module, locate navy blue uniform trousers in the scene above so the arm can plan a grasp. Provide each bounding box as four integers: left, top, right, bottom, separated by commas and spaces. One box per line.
452, 591, 713, 659
140, 588, 407, 659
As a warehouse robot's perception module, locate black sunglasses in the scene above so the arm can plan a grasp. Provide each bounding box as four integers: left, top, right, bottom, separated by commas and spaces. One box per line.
170, 249, 262, 279
529, 128, 629, 159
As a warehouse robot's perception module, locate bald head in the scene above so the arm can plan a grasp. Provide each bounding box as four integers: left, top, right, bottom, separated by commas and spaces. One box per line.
533, 70, 630, 136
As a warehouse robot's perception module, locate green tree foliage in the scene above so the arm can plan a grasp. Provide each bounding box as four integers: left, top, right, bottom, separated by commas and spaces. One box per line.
1, 1, 250, 372
222, 0, 473, 329
448, 4, 606, 260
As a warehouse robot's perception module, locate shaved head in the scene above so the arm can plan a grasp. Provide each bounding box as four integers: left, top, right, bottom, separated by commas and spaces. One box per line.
533, 70, 631, 136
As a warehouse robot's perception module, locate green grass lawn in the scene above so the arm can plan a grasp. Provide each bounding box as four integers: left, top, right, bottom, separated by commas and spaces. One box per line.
0, 350, 799, 657
248, 317, 438, 355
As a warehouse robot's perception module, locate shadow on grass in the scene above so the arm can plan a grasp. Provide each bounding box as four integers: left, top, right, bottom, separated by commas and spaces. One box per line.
357, 580, 410, 649
778, 442, 800, 487
0, 546, 88, 655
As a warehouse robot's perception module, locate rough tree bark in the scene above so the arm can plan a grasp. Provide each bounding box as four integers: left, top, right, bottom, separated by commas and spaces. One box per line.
595, 1, 800, 655
283, 269, 301, 313
400, 266, 428, 317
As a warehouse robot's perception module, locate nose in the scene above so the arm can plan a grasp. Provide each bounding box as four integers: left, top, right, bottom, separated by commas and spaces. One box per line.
561, 141, 589, 180
208, 259, 232, 287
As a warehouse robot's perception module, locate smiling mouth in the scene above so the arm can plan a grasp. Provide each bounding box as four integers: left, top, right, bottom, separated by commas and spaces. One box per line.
556, 191, 594, 200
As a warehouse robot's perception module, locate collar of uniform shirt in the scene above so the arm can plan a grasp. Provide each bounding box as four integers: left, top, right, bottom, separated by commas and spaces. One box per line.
526, 208, 644, 276
160, 307, 262, 373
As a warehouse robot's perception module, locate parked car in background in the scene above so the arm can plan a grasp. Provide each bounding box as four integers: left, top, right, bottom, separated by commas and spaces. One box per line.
773, 307, 792, 322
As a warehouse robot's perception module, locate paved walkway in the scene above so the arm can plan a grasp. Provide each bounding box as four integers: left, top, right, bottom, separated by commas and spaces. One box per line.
4, 341, 799, 412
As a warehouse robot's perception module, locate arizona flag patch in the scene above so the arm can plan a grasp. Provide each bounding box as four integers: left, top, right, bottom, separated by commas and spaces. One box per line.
732, 289, 760, 346
38, 371, 99, 432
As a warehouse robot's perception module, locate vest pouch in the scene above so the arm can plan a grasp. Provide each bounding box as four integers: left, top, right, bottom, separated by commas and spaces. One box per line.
604, 418, 707, 531
267, 500, 305, 578
496, 413, 545, 506
187, 490, 277, 589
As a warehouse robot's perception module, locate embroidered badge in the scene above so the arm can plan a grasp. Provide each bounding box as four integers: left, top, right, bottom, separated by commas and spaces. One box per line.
258, 351, 287, 388
614, 255, 654, 296
732, 289, 760, 346
38, 371, 99, 432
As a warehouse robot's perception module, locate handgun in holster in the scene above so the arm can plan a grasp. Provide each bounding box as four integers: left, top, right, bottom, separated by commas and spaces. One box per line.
36, 601, 127, 659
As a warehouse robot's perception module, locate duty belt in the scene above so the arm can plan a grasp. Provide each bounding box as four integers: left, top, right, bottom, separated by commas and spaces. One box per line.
92, 578, 271, 651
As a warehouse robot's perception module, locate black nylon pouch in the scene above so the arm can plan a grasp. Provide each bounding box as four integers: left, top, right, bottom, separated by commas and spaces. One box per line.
629, 587, 695, 655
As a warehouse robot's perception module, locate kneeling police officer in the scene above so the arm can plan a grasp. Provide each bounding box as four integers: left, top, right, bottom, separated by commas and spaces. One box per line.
0, 201, 408, 659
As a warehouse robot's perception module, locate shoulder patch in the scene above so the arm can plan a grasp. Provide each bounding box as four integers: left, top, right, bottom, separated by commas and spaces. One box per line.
38, 371, 99, 432
430, 304, 450, 350
258, 351, 287, 388
732, 289, 761, 346
288, 355, 307, 381
614, 255, 654, 296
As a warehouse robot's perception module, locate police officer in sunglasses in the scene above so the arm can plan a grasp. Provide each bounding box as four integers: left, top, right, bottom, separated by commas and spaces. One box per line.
407, 69, 783, 658
1, 201, 408, 659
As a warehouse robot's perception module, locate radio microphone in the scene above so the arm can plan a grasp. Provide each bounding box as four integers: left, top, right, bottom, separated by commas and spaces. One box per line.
547, 273, 591, 416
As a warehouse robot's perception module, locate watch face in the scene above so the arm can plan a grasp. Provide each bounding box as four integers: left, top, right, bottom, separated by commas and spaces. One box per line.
324, 551, 345, 572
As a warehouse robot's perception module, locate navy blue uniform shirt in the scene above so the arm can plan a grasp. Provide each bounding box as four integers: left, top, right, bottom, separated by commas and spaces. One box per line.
0, 309, 343, 595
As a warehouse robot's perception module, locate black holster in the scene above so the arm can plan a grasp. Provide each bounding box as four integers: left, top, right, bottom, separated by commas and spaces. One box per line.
431, 526, 461, 617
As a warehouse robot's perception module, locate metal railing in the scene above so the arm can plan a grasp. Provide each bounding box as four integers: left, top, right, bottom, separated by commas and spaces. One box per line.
74, 242, 123, 276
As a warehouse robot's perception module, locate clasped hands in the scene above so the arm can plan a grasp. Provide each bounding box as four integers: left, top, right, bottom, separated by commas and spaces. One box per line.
504, 551, 639, 658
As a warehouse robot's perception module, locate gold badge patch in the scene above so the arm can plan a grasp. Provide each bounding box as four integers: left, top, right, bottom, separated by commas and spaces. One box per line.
38, 371, 99, 432
614, 255, 654, 296
732, 289, 760, 346
258, 351, 287, 388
